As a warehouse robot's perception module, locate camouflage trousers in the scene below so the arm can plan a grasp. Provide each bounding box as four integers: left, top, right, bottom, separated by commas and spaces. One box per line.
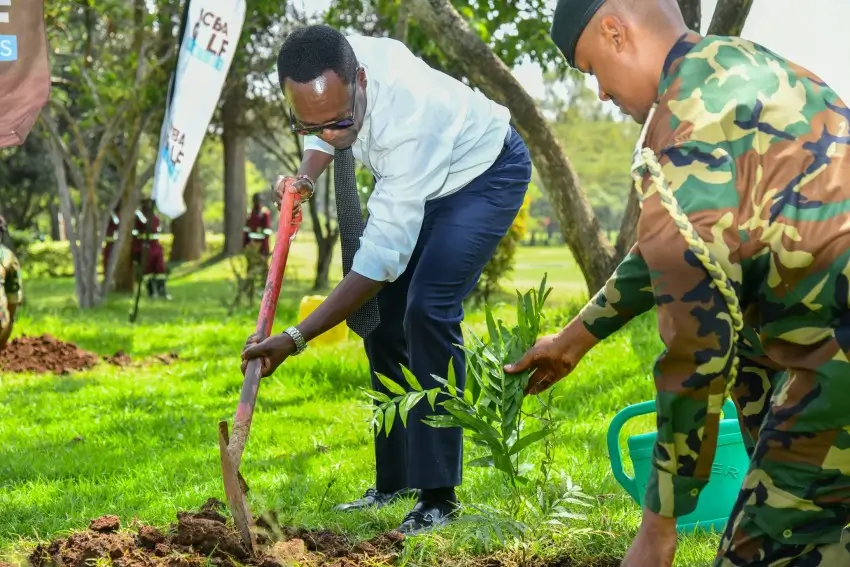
0, 287, 9, 333
713, 357, 850, 566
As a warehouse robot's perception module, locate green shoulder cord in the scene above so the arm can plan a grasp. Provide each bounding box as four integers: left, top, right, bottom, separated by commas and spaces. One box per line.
630, 106, 744, 398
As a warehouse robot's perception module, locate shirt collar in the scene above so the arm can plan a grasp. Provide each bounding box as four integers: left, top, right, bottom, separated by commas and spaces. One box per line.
657, 31, 703, 99
357, 63, 373, 144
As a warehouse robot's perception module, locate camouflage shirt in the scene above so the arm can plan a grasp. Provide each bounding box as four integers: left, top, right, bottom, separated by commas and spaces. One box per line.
0, 244, 23, 331
582, 31, 850, 520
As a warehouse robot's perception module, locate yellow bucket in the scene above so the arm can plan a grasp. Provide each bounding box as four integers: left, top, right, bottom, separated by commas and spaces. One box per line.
297, 295, 349, 345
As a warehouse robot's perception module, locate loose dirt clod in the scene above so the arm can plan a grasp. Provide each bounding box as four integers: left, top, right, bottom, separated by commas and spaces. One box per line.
103, 350, 132, 367
89, 515, 120, 533
0, 334, 99, 374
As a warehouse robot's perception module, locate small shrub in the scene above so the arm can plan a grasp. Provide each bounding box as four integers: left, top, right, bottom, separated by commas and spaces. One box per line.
362, 274, 594, 548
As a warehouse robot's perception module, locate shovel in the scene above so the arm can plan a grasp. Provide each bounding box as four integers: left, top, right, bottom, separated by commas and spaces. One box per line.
219, 179, 302, 554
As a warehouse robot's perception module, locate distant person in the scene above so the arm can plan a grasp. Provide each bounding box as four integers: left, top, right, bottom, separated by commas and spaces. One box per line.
132, 198, 171, 300
240, 24, 532, 534
506, 0, 850, 565
243, 193, 273, 258
0, 215, 23, 352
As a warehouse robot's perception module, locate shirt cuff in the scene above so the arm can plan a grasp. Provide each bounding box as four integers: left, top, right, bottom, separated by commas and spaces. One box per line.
303, 135, 334, 156
350, 238, 403, 282
644, 465, 707, 518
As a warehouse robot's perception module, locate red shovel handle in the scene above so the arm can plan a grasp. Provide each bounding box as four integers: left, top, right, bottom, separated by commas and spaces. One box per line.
228, 180, 301, 468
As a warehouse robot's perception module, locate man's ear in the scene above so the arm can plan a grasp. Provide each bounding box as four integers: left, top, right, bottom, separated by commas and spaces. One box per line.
357, 66, 367, 88
599, 14, 627, 53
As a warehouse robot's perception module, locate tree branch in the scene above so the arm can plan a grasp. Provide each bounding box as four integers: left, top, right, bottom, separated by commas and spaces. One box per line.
38, 108, 88, 191
708, 0, 753, 35
407, 0, 617, 291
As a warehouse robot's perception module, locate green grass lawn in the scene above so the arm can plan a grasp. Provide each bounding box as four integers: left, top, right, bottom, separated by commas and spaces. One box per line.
0, 241, 722, 566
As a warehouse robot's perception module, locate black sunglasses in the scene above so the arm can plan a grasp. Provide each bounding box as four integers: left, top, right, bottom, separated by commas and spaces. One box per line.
289, 69, 359, 136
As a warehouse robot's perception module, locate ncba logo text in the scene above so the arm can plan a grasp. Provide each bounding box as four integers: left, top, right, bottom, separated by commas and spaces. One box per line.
186, 7, 230, 70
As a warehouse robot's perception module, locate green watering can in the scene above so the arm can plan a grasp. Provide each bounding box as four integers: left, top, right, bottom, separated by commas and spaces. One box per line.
606, 398, 750, 534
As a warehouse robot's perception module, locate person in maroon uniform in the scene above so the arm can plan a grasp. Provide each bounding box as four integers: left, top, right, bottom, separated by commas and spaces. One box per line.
243, 193, 273, 258
102, 202, 120, 275
131, 198, 171, 300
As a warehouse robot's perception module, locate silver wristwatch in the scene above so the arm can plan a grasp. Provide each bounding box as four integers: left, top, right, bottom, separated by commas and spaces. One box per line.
283, 326, 307, 355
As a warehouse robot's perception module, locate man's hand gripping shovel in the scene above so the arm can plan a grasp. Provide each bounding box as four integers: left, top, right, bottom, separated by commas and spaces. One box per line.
219, 178, 302, 555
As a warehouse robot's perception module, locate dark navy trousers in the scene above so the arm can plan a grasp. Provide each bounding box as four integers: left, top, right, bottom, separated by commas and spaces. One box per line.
364, 126, 532, 492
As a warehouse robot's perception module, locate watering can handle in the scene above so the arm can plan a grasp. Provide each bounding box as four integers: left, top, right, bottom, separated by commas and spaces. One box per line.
606, 400, 657, 503
606, 398, 738, 503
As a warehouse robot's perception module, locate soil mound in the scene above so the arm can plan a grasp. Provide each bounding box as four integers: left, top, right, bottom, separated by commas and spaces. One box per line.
0, 335, 99, 374
27, 499, 405, 567
0, 334, 134, 374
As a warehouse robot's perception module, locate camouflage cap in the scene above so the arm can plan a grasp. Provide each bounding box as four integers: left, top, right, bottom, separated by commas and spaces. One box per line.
550, 0, 607, 67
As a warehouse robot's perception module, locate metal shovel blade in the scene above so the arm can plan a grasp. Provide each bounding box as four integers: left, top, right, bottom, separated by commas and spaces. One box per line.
218, 420, 254, 554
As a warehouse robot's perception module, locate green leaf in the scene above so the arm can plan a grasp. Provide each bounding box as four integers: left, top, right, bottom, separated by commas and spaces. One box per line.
400, 365, 423, 391
424, 415, 466, 429
485, 306, 500, 348
426, 388, 439, 410
361, 389, 391, 404
384, 403, 396, 436
466, 456, 495, 468
446, 357, 457, 397
508, 427, 552, 456
376, 372, 407, 396
375, 406, 384, 432
400, 391, 426, 427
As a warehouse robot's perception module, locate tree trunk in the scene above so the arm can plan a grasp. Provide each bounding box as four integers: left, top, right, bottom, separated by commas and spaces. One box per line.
223, 128, 246, 256
408, 0, 617, 292
708, 0, 753, 35
393, 4, 410, 43
49, 139, 85, 302
49, 137, 99, 307
222, 72, 247, 257
677, 0, 701, 32
49, 200, 60, 240
170, 161, 205, 261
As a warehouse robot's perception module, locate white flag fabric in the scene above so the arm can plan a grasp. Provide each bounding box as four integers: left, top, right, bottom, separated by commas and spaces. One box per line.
152, 0, 246, 219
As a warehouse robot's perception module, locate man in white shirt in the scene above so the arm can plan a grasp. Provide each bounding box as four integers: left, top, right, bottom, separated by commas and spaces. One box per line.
240, 24, 531, 534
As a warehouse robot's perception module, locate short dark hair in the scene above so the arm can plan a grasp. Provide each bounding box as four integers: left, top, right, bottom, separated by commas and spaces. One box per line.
276, 25, 357, 88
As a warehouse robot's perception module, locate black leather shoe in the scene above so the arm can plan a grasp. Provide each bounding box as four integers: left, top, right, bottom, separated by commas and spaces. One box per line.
397, 498, 460, 535
333, 487, 419, 512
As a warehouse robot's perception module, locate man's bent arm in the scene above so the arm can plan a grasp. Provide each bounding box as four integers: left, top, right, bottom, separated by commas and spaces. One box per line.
295, 272, 383, 343
578, 244, 656, 341
298, 147, 335, 183
638, 140, 742, 519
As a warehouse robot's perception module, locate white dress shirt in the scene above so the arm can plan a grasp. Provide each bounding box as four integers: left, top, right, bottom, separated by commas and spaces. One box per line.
303, 35, 512, 283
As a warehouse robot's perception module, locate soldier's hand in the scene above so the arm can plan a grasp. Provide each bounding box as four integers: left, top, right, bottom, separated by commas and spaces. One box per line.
504, 333, 578, 394
272, 175, 313, 220
504, 318, 599, 395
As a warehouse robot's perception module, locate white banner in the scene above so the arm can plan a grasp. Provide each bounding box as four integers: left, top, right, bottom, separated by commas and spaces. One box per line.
152, 0, 246, 219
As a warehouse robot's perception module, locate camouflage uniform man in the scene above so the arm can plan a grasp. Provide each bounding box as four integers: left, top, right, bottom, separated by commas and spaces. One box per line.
506, 0, 850, 565
0, 216, 23, 352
